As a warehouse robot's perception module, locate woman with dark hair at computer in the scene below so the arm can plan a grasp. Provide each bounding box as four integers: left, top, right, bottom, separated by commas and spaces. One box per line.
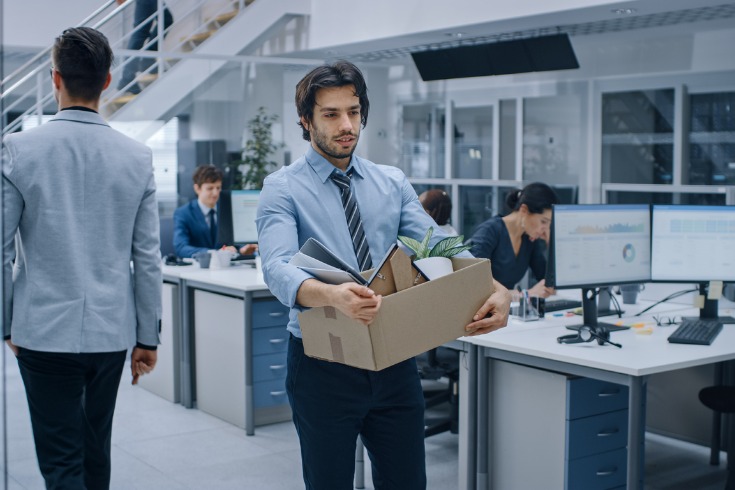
469, 182, 559, 298
419, 189, 458, 235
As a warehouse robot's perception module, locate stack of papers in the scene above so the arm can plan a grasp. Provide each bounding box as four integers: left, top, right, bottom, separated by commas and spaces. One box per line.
289, 238, 368, 285
289, 238, 430, 296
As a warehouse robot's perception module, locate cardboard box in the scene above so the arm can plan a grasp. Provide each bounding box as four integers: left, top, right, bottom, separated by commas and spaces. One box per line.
299, 257, 493, 371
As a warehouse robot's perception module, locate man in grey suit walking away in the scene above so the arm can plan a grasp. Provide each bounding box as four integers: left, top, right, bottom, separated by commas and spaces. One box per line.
2, 27, 161, 490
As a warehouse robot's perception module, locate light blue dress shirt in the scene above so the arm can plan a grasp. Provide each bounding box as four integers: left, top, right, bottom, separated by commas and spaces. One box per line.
256, 147, 464, 337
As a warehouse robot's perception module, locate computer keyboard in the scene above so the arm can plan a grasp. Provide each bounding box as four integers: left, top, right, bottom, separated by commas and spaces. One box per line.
231, 253, 256, 262
544, 298, 583, 312
667, 320, 723, 345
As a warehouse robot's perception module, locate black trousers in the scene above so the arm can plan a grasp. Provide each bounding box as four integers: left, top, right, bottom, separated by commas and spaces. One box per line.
17, 348, 127, 490
287, 335, 427, 490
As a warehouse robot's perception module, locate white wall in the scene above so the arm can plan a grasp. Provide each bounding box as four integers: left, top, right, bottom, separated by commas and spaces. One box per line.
3, 0, 106, 49
309, 0, 622, 50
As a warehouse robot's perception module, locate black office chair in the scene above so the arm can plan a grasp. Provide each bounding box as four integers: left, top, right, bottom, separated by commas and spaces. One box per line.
416, 347, 460, 437
699, 386, 735, 490
159, 216, 176, 257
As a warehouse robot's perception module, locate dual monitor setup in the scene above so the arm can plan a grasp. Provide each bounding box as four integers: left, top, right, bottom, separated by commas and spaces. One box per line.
546, 204, 735, 332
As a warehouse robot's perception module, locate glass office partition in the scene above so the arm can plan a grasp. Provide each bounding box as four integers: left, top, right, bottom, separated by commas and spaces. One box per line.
606, 191, 726, 206
1, 0, 8, 481
523, 95, 583, 184
0, 126, 5, 490
411, 183, 449, 198
459, 185, 517, 239
498, 99, 517, 181
452, 106, 493, 179
400, 103, 446, 178
602, 183, 731, 206
601, 89, 675, 185
689, 91, 735, 185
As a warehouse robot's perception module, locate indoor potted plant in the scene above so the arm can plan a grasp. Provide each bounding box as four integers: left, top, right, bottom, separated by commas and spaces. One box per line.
398, 227, 471, 279
228, 106, 283, 190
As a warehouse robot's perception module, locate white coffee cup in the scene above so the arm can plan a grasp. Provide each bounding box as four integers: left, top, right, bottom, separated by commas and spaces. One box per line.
210, 250, 234, 269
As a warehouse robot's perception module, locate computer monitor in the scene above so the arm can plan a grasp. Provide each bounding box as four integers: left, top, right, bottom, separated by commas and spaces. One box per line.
231, 190, 260, 245
651, 204, 735, 323
546, 204, 652, 330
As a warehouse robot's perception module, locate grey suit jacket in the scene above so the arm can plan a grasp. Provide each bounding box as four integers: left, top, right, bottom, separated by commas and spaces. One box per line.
2, 110, 161, 352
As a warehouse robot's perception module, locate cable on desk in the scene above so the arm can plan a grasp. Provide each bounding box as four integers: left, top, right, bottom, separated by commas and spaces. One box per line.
609, 291, 623, 318
634, 287, 699, 317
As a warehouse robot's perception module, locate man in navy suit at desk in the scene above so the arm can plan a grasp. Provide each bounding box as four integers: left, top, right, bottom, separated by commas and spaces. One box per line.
173, 165, 257, 258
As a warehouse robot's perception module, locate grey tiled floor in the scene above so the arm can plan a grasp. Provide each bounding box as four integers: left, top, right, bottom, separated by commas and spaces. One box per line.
2, 356, 458, 489
2, 354, 730, 489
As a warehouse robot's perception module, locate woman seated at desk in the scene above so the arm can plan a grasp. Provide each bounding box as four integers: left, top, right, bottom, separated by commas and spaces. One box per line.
469, 182, 558, 298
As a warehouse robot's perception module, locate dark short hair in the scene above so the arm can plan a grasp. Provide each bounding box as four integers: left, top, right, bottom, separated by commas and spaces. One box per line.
192, 165, 224, 186
505, 182, 559, 214
419, 189, 452, 226
52, 27, 113, 101
295, 60, 370, 141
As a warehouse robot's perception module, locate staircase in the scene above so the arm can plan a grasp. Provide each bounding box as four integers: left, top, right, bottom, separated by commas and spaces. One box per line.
107, 0, 308, 141
2, 0, 310, 141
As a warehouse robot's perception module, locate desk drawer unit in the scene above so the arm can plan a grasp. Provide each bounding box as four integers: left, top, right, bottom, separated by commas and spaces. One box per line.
251, 299, 290, 414
566, 377, 629, 490
252, 299, 289, 328
490, 360, 632, 490
194, 292, 291, 430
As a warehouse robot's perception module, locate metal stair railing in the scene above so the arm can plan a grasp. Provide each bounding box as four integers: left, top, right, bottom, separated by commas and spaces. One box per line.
103, 0, 251, 117
1, 0, 123, 135
2, 0, 250, 137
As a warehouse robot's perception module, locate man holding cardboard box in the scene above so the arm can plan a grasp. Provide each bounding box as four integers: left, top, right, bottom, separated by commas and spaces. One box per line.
256, 60, 510, 489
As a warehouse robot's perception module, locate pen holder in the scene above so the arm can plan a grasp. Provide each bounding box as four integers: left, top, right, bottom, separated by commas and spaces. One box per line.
511, 294, 540, 322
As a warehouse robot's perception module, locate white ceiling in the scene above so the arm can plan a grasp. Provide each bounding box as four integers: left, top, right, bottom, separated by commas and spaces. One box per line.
289, 1, 735, 64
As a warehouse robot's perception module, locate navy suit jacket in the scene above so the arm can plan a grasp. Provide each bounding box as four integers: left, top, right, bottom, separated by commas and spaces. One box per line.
173, 200, 220, 258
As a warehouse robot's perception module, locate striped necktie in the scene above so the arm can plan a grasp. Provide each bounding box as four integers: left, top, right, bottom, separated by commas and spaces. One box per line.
329, 169, 372, 271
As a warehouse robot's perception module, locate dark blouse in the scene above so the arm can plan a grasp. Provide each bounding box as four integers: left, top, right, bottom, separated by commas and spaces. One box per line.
469, 216, 547, 290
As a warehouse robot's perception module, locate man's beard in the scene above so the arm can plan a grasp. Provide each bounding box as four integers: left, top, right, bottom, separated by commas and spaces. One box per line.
312, 127, 359, 161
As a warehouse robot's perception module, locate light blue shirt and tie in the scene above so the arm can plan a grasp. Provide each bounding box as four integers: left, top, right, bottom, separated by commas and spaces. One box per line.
256, 146, 466, 338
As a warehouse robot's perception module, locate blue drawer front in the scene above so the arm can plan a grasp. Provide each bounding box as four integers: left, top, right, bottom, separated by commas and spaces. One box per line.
254, 379, 289, 409
567, 377, 628, 420
253, 352, 288, 383
252, 326, 289, 356
252, 299, 289, 329
567, 409, 628, 460
567, 447, 626, 490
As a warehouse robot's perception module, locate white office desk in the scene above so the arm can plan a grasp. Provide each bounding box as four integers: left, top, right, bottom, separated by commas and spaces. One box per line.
459, 302, 735, 490
162, 263, 291, 435
160, 263, 219, 406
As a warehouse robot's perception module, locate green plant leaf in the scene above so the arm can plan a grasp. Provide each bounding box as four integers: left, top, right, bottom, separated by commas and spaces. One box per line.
429, 235, 472, 258
418, 227, 434, 259
397, 235, 423, 258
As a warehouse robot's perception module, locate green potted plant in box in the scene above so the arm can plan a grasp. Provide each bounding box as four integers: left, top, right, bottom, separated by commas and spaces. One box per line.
228, 107, 284, 190
398, 227, 471, 279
